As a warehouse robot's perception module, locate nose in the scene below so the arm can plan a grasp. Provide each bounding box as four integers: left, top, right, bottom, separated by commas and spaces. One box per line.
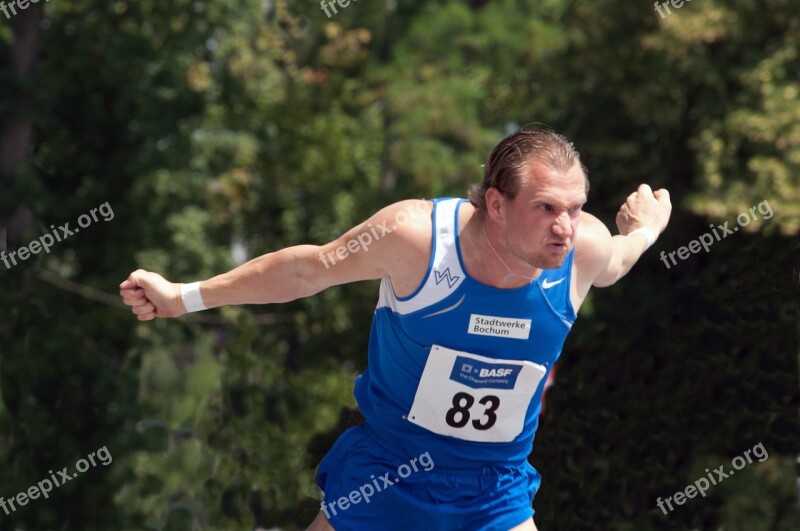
552, 212, 573, 239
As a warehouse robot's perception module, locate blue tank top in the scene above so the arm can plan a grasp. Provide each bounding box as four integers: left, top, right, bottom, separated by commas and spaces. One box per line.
354, 198, 577, 467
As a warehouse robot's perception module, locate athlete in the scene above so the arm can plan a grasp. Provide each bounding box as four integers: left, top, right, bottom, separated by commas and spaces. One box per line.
119, 128, 672, 530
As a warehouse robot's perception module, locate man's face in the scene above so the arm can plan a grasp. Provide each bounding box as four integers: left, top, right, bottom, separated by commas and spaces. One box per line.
500, 161, 587, 270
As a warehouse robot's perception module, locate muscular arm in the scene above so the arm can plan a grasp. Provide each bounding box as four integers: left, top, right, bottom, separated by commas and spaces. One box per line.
201, 200, 432, 306
573, 184, 672, 298
575, 214, 651, 289
120, 200, 433, 320
196, 244, 360, 308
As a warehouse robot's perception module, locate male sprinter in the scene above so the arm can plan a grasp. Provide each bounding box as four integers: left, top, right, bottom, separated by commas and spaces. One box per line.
120, 128, 671, 530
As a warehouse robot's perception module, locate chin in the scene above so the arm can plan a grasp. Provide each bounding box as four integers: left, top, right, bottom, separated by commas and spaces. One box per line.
534, 249, 570, 269
543, 258, 566, 270
531, 256, 566, 270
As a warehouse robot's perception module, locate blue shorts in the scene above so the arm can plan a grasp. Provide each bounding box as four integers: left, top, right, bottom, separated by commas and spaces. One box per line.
315, 423, 539, 530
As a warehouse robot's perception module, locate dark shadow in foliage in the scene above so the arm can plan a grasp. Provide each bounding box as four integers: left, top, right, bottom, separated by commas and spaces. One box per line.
533, 213, 800, 530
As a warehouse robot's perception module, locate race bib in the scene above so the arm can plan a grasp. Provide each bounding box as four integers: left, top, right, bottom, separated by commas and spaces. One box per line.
407, 345, 547, 443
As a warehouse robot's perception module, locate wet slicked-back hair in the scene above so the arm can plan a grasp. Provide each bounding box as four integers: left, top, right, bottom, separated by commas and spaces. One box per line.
468, 127, 589, 211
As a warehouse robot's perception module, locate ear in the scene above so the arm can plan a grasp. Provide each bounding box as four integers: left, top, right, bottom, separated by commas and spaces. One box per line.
484, 187, 506, 224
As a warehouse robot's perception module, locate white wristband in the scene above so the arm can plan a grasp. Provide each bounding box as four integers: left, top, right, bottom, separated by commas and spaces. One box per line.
180, 282, 207, 313
628, 227, 657, 250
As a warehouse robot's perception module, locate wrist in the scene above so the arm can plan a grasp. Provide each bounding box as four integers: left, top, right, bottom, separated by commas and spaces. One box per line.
180, 281, 208, 313
628, 226, 657, 250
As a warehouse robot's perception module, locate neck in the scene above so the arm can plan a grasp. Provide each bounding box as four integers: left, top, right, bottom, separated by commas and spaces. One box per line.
463, 209, 540, 288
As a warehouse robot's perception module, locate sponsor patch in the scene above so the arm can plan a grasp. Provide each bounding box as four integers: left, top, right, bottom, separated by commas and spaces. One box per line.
467, 314, 531, 340
449, 356, 522, 389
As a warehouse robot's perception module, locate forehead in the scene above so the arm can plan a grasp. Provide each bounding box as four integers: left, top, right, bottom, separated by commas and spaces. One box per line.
516, 161, 587, 205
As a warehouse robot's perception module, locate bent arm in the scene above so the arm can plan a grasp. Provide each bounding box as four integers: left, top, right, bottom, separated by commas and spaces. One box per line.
574, 214, 650, 291
575, 184, 671, 291
589, 227, 652, 288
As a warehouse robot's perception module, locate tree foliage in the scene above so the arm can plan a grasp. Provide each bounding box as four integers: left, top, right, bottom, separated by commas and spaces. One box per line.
0, 0, 797, 529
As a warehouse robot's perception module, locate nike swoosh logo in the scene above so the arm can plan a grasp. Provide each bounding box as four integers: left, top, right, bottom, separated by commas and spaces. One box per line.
542, 278, 565, 289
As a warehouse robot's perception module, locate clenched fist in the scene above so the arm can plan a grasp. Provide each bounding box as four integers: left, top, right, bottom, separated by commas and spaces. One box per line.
119, 269, 185, 321
616, 184, 672, 236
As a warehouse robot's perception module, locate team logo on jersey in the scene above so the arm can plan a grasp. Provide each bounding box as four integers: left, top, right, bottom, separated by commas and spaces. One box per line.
449, 356, 522, 389
467, 314, 532, 340
434, 268, 460, 288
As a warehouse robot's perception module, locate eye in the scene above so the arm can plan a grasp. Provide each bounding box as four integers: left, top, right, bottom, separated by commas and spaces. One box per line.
568, 205, 583, 217
538, 204, 554, 213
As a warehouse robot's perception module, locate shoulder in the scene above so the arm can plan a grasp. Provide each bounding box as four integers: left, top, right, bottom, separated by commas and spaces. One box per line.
366, 199, 435, 295
312, 199, 435, 287
573, 211, 614, 289
380, 199, 434, 227
372, 199, 433, 247
576, 212, 612, 257
360, 198, 434, 272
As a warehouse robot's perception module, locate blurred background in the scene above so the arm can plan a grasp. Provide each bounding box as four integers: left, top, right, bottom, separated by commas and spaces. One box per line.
1, 0, 799, 529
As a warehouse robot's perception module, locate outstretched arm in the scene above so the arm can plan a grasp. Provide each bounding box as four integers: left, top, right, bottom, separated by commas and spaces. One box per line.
119, 200, 432, 321
576, 184, 672, 291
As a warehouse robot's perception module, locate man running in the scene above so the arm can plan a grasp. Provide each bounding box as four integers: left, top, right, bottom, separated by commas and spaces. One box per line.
120, 128, 671, 530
